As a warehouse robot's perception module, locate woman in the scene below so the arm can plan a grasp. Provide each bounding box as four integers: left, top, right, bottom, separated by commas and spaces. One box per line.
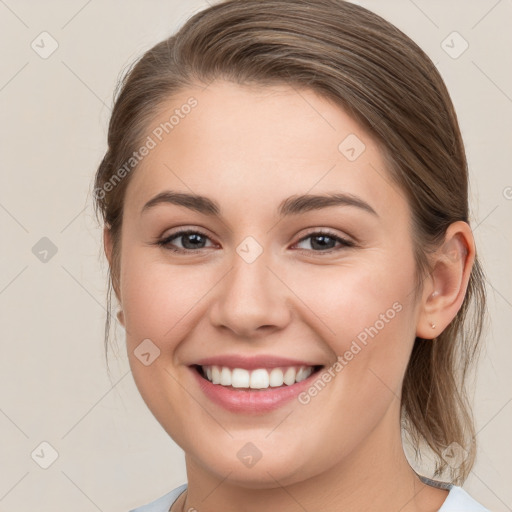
93, 1, 489, 510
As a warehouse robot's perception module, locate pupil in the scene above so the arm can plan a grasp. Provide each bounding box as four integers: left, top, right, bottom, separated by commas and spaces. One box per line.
311, 235, 334, 250
183, 233, 205, 249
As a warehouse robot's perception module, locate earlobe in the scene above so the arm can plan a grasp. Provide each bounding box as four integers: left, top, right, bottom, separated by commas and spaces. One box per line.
116, 308, 125, 327
416, 221, 475, 339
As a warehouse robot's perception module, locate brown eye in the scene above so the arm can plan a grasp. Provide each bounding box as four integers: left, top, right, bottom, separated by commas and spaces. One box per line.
157, 230, 214, 253
294, 231, 354, 253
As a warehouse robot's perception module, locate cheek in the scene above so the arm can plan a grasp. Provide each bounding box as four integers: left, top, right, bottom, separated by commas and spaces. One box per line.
119, 250, 216, 349
281, 262, 417, 474
118, 249, 215, 440
295, 252, 416, 344
292, 251, 418, 403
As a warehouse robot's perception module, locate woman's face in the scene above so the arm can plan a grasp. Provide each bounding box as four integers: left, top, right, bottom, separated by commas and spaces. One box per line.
112, 79, 424, 486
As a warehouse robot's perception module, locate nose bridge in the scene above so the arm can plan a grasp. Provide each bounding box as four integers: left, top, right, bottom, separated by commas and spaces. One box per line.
209, 237, 290, 336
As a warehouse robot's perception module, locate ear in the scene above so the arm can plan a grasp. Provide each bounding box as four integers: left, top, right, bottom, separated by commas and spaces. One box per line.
416, 221, 475, 340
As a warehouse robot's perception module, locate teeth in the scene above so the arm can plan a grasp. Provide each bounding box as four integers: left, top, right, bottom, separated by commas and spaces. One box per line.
296, 366, 312, 382
201, 365, 315, 389
269, 367, 284, 387
232, 368, 250, 388
212, 366, 221, 384
250, 369, 269, 389
283, 367, 296, 385
220, 367, 232, 386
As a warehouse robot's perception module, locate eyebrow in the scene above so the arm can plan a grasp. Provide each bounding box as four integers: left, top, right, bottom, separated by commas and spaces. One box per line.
141, 191, 378, 218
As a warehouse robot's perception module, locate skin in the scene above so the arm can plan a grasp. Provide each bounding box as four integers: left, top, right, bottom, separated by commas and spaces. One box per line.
104, 79, 475, 512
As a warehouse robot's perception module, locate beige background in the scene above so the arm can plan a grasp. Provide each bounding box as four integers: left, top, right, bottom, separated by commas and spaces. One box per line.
0, 0, 511, 511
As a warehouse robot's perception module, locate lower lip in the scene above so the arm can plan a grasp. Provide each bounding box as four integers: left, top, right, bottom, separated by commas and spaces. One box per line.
189, 365, 322, 414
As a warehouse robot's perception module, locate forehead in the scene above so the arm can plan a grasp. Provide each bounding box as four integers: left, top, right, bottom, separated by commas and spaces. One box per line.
123, 79, 407, 223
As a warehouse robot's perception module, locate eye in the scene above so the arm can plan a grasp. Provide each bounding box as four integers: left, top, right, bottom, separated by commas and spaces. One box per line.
154, 228, 355, 254
293, 230, 355, 254
156, 229, 215, 253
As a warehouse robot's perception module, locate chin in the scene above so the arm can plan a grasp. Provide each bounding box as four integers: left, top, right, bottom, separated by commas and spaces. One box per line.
189, 444, 320, 489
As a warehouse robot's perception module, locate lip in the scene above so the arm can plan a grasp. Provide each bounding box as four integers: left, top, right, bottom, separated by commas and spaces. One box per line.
192, 354, 323, 370
189, 364, 324, 414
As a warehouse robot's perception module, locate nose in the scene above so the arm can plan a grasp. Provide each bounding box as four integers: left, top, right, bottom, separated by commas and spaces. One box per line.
208, 248, 292, 339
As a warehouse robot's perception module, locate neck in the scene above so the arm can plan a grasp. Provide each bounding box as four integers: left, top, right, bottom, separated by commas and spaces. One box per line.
179, 403, 448, 512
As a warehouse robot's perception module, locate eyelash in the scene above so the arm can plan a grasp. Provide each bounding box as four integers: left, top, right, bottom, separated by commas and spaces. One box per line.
155, 228, 355, 255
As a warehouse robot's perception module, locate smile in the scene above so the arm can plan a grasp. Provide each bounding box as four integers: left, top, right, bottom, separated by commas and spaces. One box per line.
190, 360, 325, 414
196, 364, 322, 390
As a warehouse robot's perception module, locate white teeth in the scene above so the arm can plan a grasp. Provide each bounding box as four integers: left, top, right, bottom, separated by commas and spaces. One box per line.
283, 367, 296, 385
211, 365, 221, 384
220, 367, 232, 386
250, 369, 269, 389
232, 368, 250, 388
200, 365, 315, 389
269, 367, 284, 387
296, 367, 311, 382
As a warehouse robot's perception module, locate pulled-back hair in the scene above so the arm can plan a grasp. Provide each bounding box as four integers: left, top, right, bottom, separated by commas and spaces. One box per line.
93, 0, 486, 484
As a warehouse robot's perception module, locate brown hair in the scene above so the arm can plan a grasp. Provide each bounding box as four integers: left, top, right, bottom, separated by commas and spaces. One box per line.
93, 0, 486, 485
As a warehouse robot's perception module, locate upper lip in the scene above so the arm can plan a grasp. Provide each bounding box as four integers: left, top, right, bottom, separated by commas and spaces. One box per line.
192, 354, 324, 370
